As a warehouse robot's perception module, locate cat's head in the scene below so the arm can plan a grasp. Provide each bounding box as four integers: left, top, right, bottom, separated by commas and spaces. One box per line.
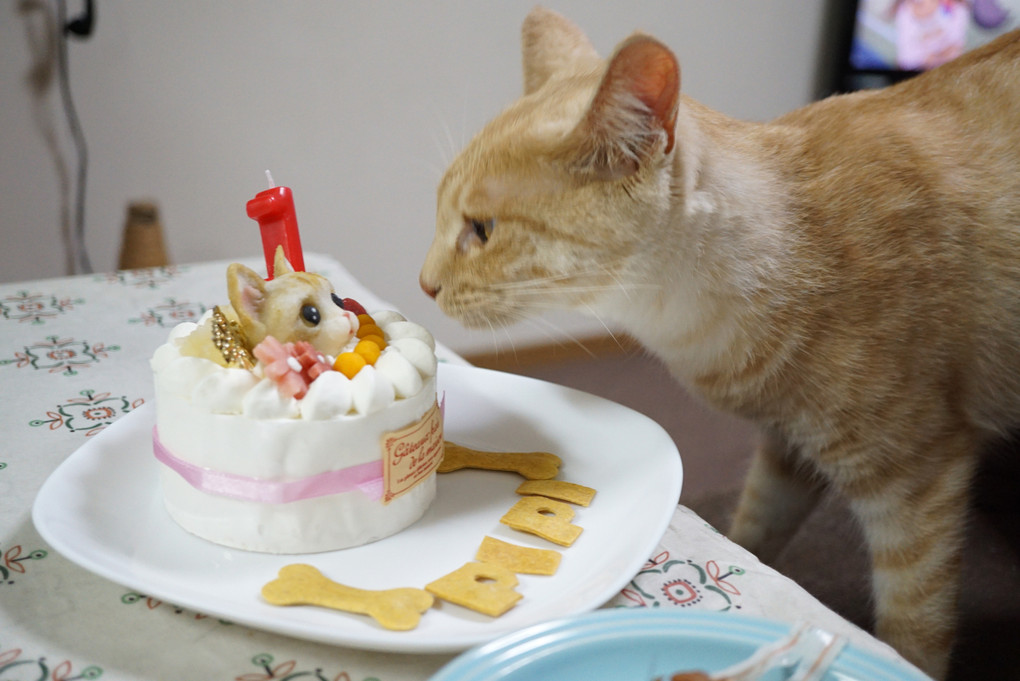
420, 7, 681, 329
227, 246, 358, 356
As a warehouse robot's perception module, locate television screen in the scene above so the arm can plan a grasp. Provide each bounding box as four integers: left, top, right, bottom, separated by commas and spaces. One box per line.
849, 0, 1018, 73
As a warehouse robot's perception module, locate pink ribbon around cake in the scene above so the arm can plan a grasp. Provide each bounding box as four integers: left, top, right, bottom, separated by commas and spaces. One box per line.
152, 428, 384, 503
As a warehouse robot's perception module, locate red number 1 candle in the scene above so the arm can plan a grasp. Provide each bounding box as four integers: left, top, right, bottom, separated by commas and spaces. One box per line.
246, 171, 305, 279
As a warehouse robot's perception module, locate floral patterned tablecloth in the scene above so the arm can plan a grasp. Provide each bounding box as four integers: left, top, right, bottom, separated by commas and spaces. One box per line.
0, 253, 913, 681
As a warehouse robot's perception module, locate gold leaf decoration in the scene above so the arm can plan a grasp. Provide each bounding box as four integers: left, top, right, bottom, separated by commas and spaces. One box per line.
211, 305, 255, 369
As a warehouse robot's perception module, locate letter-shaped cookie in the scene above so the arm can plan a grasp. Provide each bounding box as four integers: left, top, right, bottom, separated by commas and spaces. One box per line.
475, 536, 562, 575
425, 561, 523, 616
500, 496, 584, 547
515, 479, 596, 506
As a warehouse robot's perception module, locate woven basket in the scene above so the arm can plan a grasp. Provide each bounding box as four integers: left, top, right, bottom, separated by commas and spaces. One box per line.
118, 201, 169, 269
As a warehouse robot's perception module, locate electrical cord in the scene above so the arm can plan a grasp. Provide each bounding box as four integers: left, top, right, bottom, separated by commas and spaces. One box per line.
56, 0, 93, 274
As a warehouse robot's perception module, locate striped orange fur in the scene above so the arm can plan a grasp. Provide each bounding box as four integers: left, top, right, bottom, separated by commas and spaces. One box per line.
419, 8, 1020, 678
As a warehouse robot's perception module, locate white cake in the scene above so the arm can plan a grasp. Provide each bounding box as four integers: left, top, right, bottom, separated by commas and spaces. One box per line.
150, 308, 442, 554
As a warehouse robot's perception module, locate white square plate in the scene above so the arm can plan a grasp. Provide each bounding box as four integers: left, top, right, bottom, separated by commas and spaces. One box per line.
33, 363, 682, 653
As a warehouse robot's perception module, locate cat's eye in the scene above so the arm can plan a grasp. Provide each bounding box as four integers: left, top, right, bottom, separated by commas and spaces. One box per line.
471, 218, 495, 243
458, 217, 495, 253
331, 293, 344, 308
301, 304, 321, 326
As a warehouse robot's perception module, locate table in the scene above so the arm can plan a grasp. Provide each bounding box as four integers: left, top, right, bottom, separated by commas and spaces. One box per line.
0, 253, 912, 680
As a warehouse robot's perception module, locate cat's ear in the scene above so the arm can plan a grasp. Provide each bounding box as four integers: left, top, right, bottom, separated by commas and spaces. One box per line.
566, 34, 680, 180
272, 245, 295, 278
521, 7, 600, 94
226, 262, 267, 336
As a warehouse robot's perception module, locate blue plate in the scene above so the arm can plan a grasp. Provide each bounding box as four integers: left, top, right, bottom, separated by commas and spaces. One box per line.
429, 610, 931, 681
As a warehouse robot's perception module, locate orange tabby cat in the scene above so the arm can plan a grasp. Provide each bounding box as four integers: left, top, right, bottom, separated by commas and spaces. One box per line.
419, 7, 1020, 679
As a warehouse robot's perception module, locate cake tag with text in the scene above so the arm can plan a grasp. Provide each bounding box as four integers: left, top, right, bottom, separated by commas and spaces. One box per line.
382, 401, 444, 503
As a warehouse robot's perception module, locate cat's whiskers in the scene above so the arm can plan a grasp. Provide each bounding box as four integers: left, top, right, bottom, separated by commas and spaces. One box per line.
499, 323, 523, 363
487, 269, 659, 298
485, 270, 594, 288
517, 314, 606, 360
474, 278, 632, 357
426, 101, 461, 168
600, 264, 643, 302
480, 318, 521, 364
410, 155, 447, 183
581, 302, 630, 351
489, 282, 660, 303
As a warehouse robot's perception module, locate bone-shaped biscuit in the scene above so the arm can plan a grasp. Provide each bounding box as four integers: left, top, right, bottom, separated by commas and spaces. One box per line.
261, 564, 434, 631
438, 442, 561, 479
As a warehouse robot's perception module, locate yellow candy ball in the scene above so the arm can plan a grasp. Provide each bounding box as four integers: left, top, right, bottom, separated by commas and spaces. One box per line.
334, 352, 367, 379
354, 339, 382, 365
356, 323, 384, 340
360, 333, 387, 350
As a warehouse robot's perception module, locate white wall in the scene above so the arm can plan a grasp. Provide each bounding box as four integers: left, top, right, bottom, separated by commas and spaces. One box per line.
1, 1, 830, 355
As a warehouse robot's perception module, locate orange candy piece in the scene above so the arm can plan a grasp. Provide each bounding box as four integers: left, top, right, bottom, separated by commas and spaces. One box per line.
360, 334, 386, 349
355, 315, 386, 347
331, 313, 388, 378
355, 339, 382, 365
357, 323, 384, 339
334, 352, 367, 379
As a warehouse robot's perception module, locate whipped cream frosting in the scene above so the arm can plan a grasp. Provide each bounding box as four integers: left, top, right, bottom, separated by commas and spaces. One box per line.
151, 309, 437, 420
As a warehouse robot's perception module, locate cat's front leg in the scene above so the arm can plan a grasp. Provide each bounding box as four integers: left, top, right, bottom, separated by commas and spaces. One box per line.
728, 428, 824, 563
845, 447, 977, 681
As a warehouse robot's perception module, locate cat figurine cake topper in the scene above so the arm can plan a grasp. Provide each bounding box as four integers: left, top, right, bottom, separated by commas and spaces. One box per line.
227, 245, 358, 358
420, 8, 1020, 679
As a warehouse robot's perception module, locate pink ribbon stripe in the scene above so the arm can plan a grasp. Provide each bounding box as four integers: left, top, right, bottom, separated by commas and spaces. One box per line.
153, 428, 384, 503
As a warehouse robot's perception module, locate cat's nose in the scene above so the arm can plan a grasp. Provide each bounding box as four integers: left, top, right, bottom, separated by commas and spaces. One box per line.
419, 275, 440, 299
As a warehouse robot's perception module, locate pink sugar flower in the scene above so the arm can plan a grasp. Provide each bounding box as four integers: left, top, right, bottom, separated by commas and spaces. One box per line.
253, 337, 334, 400
293, 341, 333, 382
